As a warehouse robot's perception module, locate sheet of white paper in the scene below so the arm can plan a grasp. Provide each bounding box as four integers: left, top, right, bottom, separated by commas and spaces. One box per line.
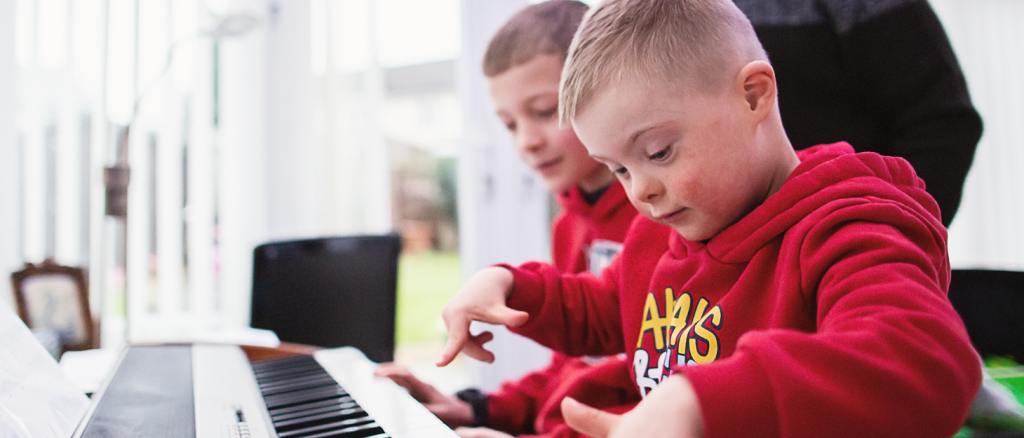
58, 348, 120, 395
0, 304, 90, 438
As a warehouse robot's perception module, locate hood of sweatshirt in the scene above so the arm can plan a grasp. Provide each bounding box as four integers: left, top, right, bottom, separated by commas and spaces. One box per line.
668, 143, 944, 263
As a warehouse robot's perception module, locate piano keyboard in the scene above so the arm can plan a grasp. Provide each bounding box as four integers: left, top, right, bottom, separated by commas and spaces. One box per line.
252, 355, 387, 438
73, 345, 459, 438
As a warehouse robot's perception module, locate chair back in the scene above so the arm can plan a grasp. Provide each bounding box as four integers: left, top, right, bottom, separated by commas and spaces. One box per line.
251, 234, 401, 363
10, 259, 95, 352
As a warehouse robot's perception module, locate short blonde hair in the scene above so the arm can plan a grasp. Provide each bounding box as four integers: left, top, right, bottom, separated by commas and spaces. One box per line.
559, 0, 767, 123
482, 0, 589, 78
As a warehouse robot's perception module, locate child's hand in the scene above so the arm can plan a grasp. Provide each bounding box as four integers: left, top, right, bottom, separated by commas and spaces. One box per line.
453, 427, 516, 438
436, 267, 530, 366
374, 363, 474, 428
561, 374, 705, 438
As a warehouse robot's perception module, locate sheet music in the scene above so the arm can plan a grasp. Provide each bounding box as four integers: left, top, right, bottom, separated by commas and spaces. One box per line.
0, 304, 90, 438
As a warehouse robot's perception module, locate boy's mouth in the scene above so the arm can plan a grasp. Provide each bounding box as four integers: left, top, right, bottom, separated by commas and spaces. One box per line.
653, 207, 687, 223
535, 157, 563, 173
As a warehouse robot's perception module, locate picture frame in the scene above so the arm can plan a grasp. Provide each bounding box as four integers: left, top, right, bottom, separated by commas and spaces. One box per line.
10, 259, 95, 352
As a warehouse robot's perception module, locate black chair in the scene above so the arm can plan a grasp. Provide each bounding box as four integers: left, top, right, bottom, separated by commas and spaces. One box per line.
250, 234, 402, 363
948, 269, 1024, 363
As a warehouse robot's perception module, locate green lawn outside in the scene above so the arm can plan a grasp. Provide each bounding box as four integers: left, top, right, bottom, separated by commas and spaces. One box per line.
395, 252, 463, 345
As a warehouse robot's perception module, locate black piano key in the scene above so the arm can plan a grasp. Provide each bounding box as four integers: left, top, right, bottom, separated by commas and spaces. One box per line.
273, 409, 369, 432
269, 396, 355, 416
257, 367, 327, 380
265, 391, 349, 410
262, 380, 340, 398
252, 355, 318, 369
258, 368, 331, 382
262, 376, 340, 396
276, 417, 377, 438
298, 425, 388, 438
256, 366, 329, 382
255, 368, 321, 381
264, 384, 347, 404
272, 403, 360, 422
254, 359, 323, 373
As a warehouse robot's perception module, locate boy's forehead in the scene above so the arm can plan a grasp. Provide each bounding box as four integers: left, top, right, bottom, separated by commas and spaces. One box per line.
574, 80, 726, 152
578, 76, 699, 118
575, 81, 673, 133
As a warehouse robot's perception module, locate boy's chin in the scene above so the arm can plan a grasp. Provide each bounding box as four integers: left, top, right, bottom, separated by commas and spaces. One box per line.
665, 222, 719, 242
540, 178, 574, 195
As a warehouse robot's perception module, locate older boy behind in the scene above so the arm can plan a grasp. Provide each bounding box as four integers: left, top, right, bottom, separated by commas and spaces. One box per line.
376, 2, 641, 437
437, 0, 982, 437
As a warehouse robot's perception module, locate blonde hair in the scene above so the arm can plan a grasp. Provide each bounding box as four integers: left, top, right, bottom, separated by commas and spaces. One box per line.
482, 0, 590, 78
559, 0, 767, 124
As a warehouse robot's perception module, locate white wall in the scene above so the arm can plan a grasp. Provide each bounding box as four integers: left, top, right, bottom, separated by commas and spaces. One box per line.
0, 0, 19, 309
932, 0, 1024, 270
261, 0, 392, 242
458, 0, 554, 391
219, 0, 271, 328
263, 0, 326, 240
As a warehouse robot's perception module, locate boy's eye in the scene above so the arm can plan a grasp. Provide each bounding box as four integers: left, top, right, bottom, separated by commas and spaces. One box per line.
536, 107, 557, 118
614, 167, 628, 175
505, 122, 517, 132
648, 146, 671, 161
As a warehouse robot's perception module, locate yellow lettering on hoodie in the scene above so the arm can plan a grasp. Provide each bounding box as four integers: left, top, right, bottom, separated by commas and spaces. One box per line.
668, 292, 692, 349
679, 297, 709, 347
689, 305, 723, 364
636, 292, 667, 349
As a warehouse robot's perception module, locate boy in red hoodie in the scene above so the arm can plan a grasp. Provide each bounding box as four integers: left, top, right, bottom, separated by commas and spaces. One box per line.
435, 0, 982, 437
375, 2, 640, 437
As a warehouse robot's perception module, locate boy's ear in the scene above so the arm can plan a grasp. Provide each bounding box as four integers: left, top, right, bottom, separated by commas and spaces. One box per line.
737, 61, 776, 121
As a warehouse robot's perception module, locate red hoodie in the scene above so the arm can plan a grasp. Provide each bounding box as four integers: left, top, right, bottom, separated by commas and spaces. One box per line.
503, 144, 982, 438
487, 181, 640, 437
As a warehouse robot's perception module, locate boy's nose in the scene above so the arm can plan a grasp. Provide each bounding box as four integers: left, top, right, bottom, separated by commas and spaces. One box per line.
516, 123, 546, 152
630, 173, 662, 203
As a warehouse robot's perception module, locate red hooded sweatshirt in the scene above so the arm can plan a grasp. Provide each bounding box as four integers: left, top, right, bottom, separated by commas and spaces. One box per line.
487, 181, 641, 437
503, 144, 982, 438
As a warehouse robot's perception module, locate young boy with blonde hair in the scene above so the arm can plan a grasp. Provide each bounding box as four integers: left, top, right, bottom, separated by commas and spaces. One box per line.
436, 0, 982, 436
376, 2, 642, 437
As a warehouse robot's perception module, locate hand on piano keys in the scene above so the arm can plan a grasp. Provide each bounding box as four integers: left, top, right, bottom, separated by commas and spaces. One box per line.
372, 363, 473, 429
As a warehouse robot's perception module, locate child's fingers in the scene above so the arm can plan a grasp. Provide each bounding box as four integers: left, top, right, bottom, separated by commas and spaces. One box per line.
461, 332, 496, 363
373, 363, 410, 379
438, 308, 513, 366
562, 397, 620, 438
437, 317, 471, 367
375, 365, 442, 402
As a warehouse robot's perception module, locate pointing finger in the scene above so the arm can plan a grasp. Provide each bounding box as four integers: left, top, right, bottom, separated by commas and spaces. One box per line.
437, 317, 471, 367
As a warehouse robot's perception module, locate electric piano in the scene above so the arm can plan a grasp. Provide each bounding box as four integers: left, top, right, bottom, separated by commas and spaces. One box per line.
70, 344, 459, 438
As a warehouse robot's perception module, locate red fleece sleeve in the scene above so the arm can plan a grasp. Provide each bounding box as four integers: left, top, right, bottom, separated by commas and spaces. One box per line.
679, 214, 981, 438
487, 354, 566, 434
499, 260, 625, 358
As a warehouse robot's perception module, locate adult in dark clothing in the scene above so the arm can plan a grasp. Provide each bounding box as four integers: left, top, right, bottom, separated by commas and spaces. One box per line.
735, 0, 982, 226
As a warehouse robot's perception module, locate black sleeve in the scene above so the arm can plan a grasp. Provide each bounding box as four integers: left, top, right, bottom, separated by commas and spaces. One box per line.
834, 0, 982, 226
